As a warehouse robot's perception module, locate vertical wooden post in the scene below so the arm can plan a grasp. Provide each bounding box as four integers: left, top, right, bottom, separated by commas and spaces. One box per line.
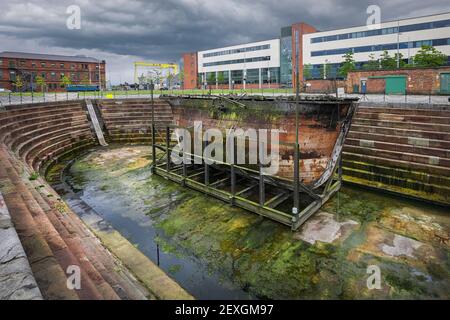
293, 30, 300, 213
166, 126, 170, 172
259, 162, 265, 207
204, 140, 209, 186
151, 81, 156, 172
230, 136, 236, 205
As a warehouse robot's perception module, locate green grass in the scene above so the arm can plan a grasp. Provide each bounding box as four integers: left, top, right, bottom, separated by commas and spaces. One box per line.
0, 88, 295, 98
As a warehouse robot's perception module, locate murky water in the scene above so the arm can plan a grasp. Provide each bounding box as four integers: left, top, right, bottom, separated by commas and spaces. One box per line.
60, 145, 450, 299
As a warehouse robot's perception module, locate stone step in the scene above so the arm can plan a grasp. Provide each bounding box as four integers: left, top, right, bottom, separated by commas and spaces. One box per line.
345, 138, 450, 158
355, 111, 450, 125
22, 129, 93, 162
17, 181, 105, 300
343, 145, 450, 168
342, 159, 450, 188
357, 106, 450, 117
2, 103, 83, 115
2, 117, 88, 146
104, 118, 172, 125
106, 123, 172, 130
32, 139, 96, 172
343, 151, 450, 176
343, 167, 450, 200
0, 107, 85, 125
4, 145, 122, 299
12, 124, 90, 153
0, 113, 87, 137
28, 186, 120, 300
347, 131, 450, 150
349, 124, 450, 141
0, 148, 79, 300
352, 118, 450, 132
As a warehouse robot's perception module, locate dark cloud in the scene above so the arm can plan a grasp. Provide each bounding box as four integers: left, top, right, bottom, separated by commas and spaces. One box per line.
1, 0, 449, 83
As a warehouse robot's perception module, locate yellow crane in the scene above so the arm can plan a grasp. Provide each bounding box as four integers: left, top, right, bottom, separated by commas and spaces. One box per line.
133, 62, 179, 84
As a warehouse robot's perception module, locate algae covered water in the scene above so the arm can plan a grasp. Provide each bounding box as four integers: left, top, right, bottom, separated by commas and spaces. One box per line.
63, 145, 450, 299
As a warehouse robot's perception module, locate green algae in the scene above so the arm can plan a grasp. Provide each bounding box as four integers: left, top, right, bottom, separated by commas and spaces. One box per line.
63, 145, 450, 300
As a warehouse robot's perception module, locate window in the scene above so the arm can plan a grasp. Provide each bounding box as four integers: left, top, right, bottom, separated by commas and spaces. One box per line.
60, 63, 64, 68
9, 61, 16, 68
71, 64, 75, 69
50, 72, 56, 80
51, 63, 56, 68
20, 60, 26, 66
0, 59, 3, 66
203, 44, 271, 58
60, 73, 65, 79
41, 62, 46, 67
203, 56, 270, 67
310, 19, 450, 44
9, 71, 16, 81
32, 62, 36, 68
0, 70, 2, 80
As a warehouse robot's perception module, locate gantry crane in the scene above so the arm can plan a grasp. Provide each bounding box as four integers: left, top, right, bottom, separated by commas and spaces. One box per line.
133, 62, 179, 85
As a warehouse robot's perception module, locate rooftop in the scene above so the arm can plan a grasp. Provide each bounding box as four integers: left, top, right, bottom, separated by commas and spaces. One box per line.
0, 51, 103, 63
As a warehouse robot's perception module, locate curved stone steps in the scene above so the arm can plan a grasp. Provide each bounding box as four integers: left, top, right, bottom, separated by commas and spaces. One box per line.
352, 118, 450, 132
345, 138, 450, 159
356, 111, 450, 125
347, 131, 450, 150
0, 113, 88, 143
0, 107, 85, 126
357, 106, 450, 117
349, 124, 450, 141
31, 138, 96, 171
22, 130, 93, 164
0, 103, 83, 116
0, 147, 79, 300
12, 124, 90, 154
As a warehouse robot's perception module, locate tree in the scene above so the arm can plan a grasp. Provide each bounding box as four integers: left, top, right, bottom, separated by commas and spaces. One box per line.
303, 64, 313, 80
217, 71, 225, 86
167, 73, 175, 88
61, 75, 72, 98
363, 53, 379, 70
339, 51, 356, 78
35, 75, 46, 94
207, 72, 216, 86
380, 51, 397, 69
178, 70, 184, 88
13, 75, 24, 92
61, 75, 72, 89
413, 45, 447, 67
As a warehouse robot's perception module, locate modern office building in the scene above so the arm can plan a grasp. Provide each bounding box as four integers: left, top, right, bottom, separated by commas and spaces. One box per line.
0, 52, 106, 92
182, 12, 450, 89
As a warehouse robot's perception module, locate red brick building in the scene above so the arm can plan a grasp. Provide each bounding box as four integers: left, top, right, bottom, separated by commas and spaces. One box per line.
0, 52, 106, 92
346, 67, 450, 95
182, 52, 198, 90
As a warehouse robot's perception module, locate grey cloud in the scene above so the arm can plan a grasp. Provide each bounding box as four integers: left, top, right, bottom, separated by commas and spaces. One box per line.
1, 0, 449, 83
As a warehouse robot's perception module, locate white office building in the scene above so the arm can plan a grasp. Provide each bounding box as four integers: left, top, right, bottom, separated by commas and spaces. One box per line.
197, 39, 280, 88
183, 12, 450, 88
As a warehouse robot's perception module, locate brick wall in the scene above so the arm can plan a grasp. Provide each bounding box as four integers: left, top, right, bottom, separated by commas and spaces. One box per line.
304, 79, 346, 93
183, 52, 198, 90
291, 23, 317, 91
347, 67, 450, 94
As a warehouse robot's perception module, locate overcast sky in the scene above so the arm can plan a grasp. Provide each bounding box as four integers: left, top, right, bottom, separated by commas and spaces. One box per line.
1, 0, 449, 84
